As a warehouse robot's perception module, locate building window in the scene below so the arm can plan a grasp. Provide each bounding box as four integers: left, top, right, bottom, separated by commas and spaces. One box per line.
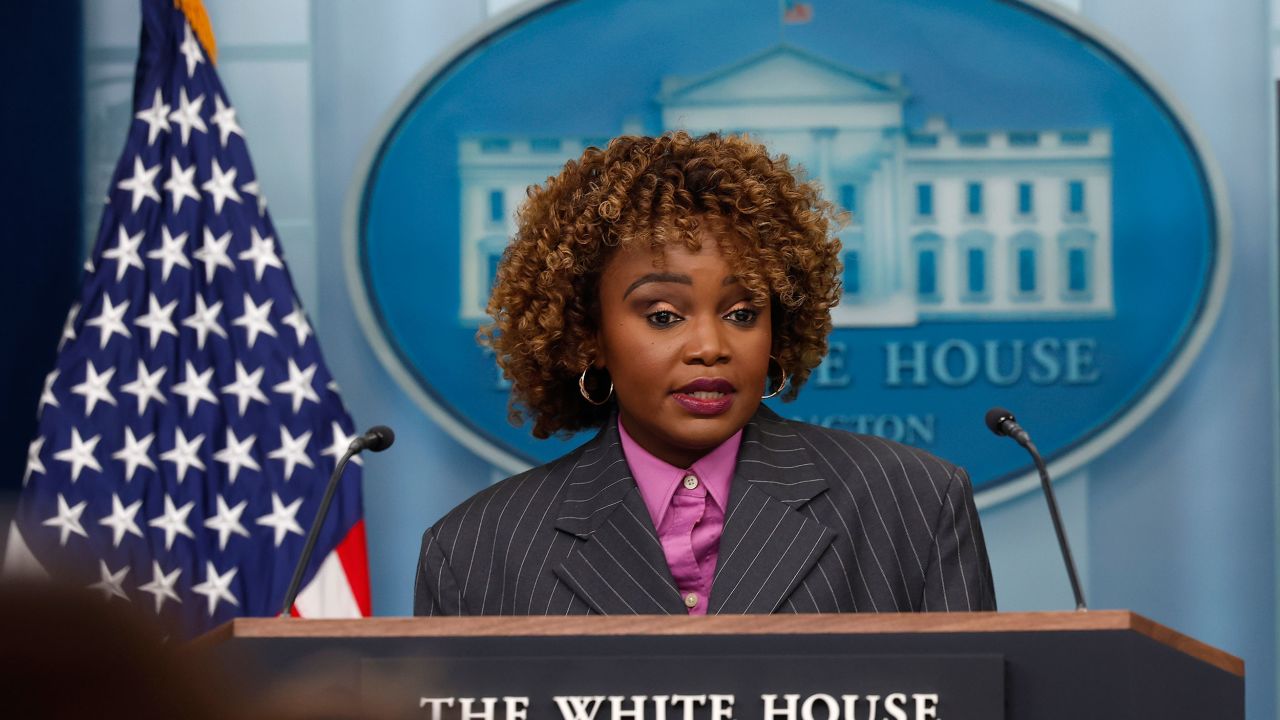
958, 132, 988, 148
915, 183, 933, 218
1067, 180, 1086, 215
488, 251, 502, 289
1059, 229, 1095, 300
918, 250, 937, 298
1018, 248, 1036, 293
1009, 231, 1041, 299
479, 138, 511, 153
1008, 131, 1040, 147
530, 138, 561, 153
966, 182, 983, 216
1067, 249, 1088, 292
958, 230, 993, 301
488, 190, 505, 223
912, 232, 943, 302
839, 184, 857, 216
1017, 182, 1034, 216
844, 250, 861, 296
967, 248, 986, 294
1060, 131, 1090, 146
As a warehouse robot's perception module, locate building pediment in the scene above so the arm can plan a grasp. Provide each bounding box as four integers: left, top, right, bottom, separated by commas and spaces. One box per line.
659, 45, 906, 106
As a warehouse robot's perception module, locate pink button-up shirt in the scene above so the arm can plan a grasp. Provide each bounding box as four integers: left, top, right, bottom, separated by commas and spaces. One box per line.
618, 419, 742, 615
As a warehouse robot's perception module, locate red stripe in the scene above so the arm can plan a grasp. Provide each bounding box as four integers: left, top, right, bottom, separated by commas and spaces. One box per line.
335, 519, 372, 616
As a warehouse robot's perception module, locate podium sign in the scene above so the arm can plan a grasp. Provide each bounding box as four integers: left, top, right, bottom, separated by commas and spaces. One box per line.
366, 653, 1004, 719
197, 612, 1241, 719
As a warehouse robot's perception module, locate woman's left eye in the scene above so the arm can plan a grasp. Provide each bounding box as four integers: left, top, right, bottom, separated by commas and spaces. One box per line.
725, 307, 759, 325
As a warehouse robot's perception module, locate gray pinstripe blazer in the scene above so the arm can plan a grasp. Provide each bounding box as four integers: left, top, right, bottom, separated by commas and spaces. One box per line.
414, 407, 995, 615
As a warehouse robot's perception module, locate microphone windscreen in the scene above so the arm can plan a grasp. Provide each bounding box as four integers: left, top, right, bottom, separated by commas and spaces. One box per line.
363, 425, 396, 452
984, 407, 1014, 436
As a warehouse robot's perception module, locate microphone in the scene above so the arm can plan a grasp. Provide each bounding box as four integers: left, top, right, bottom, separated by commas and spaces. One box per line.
984, 408, 1087, 611
279, 425, 395, 616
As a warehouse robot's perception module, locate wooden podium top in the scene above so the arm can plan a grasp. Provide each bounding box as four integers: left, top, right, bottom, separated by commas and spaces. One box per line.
198, 610, 1242, 677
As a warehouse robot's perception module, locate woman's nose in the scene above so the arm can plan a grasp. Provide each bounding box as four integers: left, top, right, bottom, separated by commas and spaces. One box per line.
682, 314, 730, 366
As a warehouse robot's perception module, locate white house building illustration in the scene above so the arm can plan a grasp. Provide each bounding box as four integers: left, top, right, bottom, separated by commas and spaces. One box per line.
457, 45, 1113, 327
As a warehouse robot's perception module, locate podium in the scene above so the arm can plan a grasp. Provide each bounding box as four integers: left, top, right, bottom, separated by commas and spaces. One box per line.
197, 611, 1242, 719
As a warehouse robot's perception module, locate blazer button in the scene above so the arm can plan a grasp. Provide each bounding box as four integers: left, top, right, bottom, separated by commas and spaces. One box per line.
682, 474, 699, 490
684, 592, 699, 608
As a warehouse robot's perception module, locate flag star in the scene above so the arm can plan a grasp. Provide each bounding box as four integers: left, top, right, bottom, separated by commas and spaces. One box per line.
53, 428, 103, 482
146, 226, 192, 282
111, 427, 157, 482
138, 561, 182, 614
182, 295, 228, 350
42, 493, 88, 546
232, 293, 277, 349
320, 421, 362, 466
134, 87, 171, 145
281, 303, 313, 346
179, 23, 206, 78
116, 156, 161, 212
194, 228, 235, 284
201, 158, 241, 214
133, 293, 179, 348
70, 360, 117, 415
204, 496, 251, 551
167, 87, 207, 145
162, 156, 201, 211
171, 361, 218, 415
24, 437, 46, 486
240, 179, 267, 216
148, 495, 196, 550
98, 493, 144, 547
120, 360, 167, 414
210, 95, 244, 147
58, 303, 79, 352
85, 294, 131, 349
221, 361, 269, 416
191, 561, 239, 617
238, 227, 283, 281
267, 427, 314, 482
102, 226, 146, 281
256, 492, 305, 547
213, 429, 261, 483
327, 379, 342, 393
88, 560, 130, 602
38, 369, 59, 417
272, 359, 320, 414
159, 427, 206, 483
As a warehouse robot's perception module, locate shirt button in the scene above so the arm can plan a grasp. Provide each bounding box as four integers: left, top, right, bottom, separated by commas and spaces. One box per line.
682, 474, 699, 490
684, 592, 699, 608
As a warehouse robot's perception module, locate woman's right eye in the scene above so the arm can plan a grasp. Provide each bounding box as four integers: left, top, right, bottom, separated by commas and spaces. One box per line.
647, 310, 681, 327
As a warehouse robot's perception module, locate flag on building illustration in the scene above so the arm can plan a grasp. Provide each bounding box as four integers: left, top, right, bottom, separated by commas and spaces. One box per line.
4, 0, 370, 636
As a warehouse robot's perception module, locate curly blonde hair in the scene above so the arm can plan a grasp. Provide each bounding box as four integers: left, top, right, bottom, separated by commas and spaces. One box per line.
480, 131, 843, 439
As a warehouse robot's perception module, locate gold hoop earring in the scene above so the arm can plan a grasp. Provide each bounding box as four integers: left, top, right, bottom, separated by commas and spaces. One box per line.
762, 355, 788, 400
579, 367, 614, 406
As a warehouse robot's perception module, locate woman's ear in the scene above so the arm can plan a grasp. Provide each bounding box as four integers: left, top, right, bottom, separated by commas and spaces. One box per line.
590, 336, 606, 369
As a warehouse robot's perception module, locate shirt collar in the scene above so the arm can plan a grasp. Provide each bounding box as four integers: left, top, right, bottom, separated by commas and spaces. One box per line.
618, 416, 742, 528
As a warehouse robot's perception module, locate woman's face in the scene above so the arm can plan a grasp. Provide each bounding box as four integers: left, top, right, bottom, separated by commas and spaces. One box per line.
595, 233, 772, 468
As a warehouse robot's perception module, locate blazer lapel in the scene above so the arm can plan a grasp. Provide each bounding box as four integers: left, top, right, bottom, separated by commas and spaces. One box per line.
710, 408, 835, 614
552, 421, 686, 615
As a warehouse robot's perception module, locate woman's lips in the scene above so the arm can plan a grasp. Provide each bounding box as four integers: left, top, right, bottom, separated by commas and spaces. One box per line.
671, 378, 736, 416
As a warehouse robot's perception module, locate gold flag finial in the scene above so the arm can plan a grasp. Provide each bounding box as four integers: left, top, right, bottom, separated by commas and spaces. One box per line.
173, 0, 218, 64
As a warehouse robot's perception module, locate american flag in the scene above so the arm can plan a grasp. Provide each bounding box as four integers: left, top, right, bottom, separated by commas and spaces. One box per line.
3, 0, 370, 636
782, 0, 814, 24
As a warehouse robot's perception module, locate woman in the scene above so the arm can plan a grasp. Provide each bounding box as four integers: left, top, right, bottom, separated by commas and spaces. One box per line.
415, 131, 995, 615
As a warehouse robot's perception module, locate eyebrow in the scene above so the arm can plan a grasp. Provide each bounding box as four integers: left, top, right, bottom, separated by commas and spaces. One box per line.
621, 273, 745, 299
622, 272, 690, 299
